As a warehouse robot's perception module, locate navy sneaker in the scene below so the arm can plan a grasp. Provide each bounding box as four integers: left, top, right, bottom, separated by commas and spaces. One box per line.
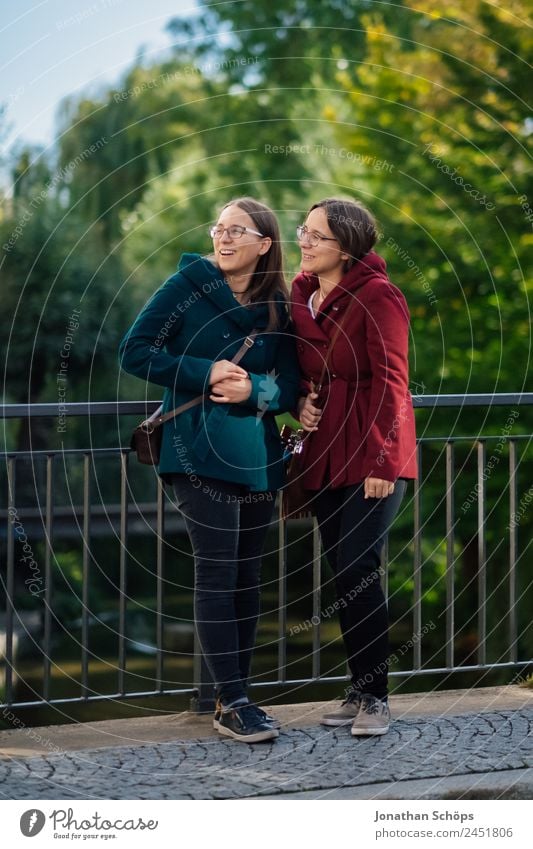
213, 700, 281, 730
217, 703, 280, 743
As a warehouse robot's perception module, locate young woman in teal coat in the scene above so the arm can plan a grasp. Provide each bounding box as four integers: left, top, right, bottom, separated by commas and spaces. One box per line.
120, 198, 300, 743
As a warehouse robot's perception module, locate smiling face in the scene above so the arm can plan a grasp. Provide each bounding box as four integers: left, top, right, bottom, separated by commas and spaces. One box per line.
212, 204, 272, 281
298, 206, 349, 283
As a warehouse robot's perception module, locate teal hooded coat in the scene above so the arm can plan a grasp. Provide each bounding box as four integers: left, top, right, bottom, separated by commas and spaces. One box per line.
119, 254, 300, 491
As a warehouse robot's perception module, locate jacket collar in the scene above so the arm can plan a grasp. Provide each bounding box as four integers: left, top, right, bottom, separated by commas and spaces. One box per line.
292, 250, 388, 314
178, 253, 270, 332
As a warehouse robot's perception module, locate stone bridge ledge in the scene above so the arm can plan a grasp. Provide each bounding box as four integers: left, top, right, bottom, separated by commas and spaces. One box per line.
0, 686, 531, 800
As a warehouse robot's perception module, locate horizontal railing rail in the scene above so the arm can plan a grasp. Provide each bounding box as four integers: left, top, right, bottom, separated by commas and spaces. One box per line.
2, 393, 533, 419
1, 394, 532, 715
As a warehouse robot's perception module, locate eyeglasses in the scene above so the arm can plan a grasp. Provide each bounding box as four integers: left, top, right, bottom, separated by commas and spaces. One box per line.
209, 224, 264, 240
296, 225, 338, 247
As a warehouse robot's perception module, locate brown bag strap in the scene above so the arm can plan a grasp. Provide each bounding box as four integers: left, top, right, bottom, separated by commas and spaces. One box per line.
141, 330, 259, 432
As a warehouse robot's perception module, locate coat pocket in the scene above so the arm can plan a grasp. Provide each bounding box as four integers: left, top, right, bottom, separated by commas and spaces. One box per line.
191, 404, 231, 462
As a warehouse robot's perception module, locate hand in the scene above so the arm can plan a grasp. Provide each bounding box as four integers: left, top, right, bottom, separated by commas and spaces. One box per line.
209, 359, 248, 385
210, 377, 252, 404
298, 392, 322, 431
364, 477, 395, 499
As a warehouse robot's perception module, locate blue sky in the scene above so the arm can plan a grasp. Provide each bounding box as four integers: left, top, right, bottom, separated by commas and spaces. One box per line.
1, 0, 198, 152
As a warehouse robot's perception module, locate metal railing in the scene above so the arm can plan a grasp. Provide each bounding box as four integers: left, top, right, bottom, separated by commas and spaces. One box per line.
1, 394, 532, 715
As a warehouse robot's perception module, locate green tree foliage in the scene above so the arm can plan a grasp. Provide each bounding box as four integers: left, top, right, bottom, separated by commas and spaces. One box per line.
329, 0, 532, 396
0, 147, 126, 451
3, 3, 529, 403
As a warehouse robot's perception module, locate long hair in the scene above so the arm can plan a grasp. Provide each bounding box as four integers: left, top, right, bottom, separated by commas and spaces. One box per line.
218, 197, 289, 331
308, 197, 378, 273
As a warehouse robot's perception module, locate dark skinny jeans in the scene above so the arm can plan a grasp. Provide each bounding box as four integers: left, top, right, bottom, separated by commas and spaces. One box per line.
313, 479, 407, 700
172, 474, 276, 705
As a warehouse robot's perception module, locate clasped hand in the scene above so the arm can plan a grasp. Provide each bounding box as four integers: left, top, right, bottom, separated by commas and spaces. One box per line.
209, 360, 252, 403
298, 392, 395, 499
298, 391, 322, 431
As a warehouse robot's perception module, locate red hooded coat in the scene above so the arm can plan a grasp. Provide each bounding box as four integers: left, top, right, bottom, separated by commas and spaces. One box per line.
291, 251, 418, 489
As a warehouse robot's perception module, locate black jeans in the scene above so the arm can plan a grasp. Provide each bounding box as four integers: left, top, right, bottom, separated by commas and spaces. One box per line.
172, 474, 276, 705
314, 480, 407, 700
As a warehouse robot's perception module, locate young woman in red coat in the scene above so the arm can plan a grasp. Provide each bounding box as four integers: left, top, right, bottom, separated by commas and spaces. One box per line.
291, 197, 417, 736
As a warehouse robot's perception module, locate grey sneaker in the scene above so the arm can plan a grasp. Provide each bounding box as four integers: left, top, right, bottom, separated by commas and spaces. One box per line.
320, 689, 362, 727
351, 693, 390, 736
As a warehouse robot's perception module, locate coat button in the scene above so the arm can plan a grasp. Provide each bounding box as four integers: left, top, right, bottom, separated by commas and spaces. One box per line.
256, 339, 264, 346
332, 305, 339, 311
222, 331, 231, 339
331, 373, 337, 378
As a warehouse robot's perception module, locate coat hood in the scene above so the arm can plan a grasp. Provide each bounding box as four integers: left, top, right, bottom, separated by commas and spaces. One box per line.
178, 252, 289, 331
292, 250, 389, 306
178, 252, 222, 282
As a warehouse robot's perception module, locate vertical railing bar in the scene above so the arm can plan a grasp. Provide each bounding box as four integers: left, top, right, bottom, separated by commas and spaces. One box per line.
43, 455, 54, 701
445, 442, 455, 668
118, 452, 129, 696
81, 453, 91, 697
380, 535, 389, 683
311, 518, 321, 680
381, 537, 389, 603
186, 485, 214, 712
5, 458, 16, 704
191, 629, 214, 712
156, 477, 165, 691
413, 442, 422, 669
508, 440, 517, 663
477, 440, 487, 666
277, 501, 287, 682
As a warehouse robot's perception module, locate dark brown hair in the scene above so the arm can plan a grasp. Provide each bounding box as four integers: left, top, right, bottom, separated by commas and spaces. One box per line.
308, 197, 378, 272
219, 197, 289, 331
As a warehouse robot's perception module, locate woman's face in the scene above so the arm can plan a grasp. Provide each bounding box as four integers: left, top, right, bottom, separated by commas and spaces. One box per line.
298, 206, 347, 281
212, 204, 271, 279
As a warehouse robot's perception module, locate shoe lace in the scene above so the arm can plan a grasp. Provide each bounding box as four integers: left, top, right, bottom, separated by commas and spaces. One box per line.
238, 703, 267, 725
343, 689, 362, 707
361, 695, 382, 715
253, 706, 269, 721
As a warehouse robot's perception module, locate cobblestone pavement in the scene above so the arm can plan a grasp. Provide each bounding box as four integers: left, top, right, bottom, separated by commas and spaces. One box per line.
1, 709, 532, 800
